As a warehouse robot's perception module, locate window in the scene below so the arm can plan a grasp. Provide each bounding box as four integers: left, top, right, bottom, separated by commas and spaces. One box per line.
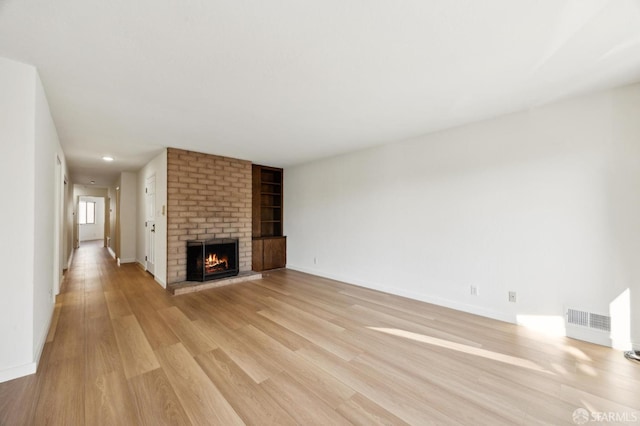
79, 201, 96, 225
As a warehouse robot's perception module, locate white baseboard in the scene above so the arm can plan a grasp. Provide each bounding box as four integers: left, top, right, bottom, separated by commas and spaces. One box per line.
155, 276, 167, 289
0, 362, 36, 383
135, 259, 166, 288
566, 325, 612, 347
66, 248, 74, 270
107, 247, 116, 259
0, 304, 54, 383
33, 306, 53, 370
287, 264, 514, 324
118, 257, 136, 264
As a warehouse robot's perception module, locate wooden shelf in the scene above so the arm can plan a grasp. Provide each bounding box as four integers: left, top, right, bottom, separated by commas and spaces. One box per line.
252, 164, 286, 271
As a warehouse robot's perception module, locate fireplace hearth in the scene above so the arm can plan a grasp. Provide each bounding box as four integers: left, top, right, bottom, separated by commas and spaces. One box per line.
186, 239, 239, 282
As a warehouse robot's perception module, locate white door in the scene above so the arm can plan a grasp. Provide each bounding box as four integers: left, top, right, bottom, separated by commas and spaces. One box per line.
145, 175, 156, 275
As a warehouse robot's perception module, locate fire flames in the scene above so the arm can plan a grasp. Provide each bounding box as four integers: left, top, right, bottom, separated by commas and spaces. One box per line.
204, 252, 229, 274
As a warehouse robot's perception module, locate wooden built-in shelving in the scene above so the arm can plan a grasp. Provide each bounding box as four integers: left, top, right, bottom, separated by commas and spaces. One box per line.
252, 165, 286, 271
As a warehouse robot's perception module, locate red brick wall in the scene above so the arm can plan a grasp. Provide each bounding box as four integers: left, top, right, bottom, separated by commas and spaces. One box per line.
167, 148, 252, 283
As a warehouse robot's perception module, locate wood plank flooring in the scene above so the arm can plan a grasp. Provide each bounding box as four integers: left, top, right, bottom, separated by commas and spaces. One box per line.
1, 240, 639, 425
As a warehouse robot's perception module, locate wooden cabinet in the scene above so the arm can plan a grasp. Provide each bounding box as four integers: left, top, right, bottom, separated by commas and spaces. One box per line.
252, 165, 286, 271
252, 236, 286, 271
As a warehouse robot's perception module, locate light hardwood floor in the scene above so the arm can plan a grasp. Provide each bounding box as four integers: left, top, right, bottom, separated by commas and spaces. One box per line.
1, 241, 639, 425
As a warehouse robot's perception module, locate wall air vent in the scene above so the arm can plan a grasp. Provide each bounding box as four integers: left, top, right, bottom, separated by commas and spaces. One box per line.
566, 308, 611, 332
589, 313, 611, 332
567, 309, 589, 328
566, 307, 612, 347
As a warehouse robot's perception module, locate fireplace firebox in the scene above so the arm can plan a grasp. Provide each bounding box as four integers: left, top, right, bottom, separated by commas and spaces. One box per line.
186, 239, 239, 282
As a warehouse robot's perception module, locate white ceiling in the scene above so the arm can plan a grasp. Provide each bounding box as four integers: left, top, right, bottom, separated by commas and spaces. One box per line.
1, 0, 640, 186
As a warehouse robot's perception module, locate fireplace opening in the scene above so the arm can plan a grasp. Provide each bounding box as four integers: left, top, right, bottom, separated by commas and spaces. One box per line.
186, 238, 239, 282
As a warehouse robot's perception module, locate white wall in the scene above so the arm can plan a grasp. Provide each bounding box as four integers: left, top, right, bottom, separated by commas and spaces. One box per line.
609, 85, 640, 351
0, 57, 68, 382
137, 150, 168, 287
0, 57, 36, 382
286, 84, 640, 350
74, 186, 109, 197
119, 172, 138, 263
79, 196, 105, 241
33, 73, 68, 363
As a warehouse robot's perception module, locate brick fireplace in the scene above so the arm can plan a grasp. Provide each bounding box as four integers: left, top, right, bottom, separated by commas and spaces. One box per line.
167, 148, 252, 284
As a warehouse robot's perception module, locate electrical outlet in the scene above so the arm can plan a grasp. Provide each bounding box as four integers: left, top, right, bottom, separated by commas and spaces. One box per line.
313, 257, 317, 265
470, 285, 478, 296
509, 291, 517, 303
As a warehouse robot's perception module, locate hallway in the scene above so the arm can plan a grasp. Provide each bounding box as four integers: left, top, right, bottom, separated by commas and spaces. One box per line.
1, 242, 639, 425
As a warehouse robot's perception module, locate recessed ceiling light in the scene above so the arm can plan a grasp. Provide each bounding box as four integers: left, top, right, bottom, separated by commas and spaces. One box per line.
90, 180, 96, 185
102, 156, 114, 162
